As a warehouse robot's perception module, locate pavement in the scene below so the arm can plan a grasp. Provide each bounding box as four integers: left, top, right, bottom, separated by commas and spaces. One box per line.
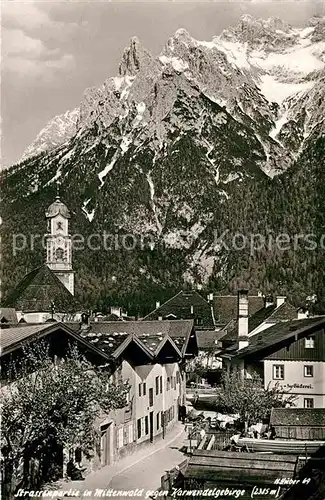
59, 423, 187, 499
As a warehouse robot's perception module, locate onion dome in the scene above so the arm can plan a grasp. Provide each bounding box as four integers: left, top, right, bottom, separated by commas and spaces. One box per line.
45, 196, 71, 219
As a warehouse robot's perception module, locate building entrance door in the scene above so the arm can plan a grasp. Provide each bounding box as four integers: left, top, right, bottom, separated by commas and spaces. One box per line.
100, 422, 113, 466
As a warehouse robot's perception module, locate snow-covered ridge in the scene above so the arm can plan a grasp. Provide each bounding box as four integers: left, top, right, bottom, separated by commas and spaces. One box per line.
18, 14, 324, 168
20, 108, 79, 163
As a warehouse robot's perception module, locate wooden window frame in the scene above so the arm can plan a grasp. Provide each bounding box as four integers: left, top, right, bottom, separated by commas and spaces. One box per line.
273, 364, 284, 380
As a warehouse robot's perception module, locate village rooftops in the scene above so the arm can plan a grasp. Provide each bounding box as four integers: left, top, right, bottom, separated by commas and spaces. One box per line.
196, 330, 227, 350
66, 319, 198, 359
212, 294, 265, 325
143, 290, 215, 329
0, 322, 113, 366
2, 265, 80, 313
221, 300, 298, 345
222, 316, 325, 360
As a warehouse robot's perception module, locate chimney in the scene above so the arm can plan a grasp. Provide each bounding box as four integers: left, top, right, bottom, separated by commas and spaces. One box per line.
264, 295, 274, 308
190, 305, 194, 315
276, 296, 286, 308
238, 289, 249, 350
297, 307, 309, 320
110, 306, 122, 318
156, 301, 160, 309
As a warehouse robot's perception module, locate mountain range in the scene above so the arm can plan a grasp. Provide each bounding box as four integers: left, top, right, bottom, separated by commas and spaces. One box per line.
2, 15, 325, 315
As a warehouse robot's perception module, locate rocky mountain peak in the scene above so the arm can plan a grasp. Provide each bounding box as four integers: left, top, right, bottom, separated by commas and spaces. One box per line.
118, 36, 153, 76
20, 108, 79, 163
221, 14, 296, 51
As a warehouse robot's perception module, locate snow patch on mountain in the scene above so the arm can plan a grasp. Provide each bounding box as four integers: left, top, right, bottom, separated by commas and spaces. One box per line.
270, 110, 289, 140
159, 55, 189, 72
146, 171, 162, 234
98, 152, 118, 186
82, 199, 95, 222
259, 75, 314, 104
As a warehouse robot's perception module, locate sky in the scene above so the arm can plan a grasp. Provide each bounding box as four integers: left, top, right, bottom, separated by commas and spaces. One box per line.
2, 0, 324, 167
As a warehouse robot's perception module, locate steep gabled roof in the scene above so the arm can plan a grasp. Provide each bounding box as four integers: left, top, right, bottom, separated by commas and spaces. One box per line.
225, 316, 325, 360
2, 265, 79, 313
196, 330, 227, 350
136, 333, 182, 357
143, 290, 215, 329
213, 295, 264, 325
74, 319, 196, 358
221, 301, 298, 344
270, 408, 325, 427
0, 322, 112, 365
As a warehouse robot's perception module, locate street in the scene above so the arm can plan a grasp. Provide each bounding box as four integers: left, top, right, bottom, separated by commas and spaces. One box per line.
108, 430, 186, 498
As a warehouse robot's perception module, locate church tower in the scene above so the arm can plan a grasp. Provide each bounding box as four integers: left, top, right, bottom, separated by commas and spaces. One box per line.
45, 190, 74, 295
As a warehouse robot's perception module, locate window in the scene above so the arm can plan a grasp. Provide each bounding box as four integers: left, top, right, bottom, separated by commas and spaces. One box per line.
159, 376, 162, 393
155, 376, 159, 395
156, 413, 160, 430
305, 336, 315, 349
125, 391, 130, 405
167, 377, 170, 390
149, 388, 154, 407
55, 247, 64, 260
304, 365, 314, 377
56, 221, 63, 230
273, 365, 284, 380
143, 383, 146, 396
139, 384, 142, 397
128, 423, 134, 444
123, 426, 128, 446
145, 416, 149, 435
176, 371, 180, 384
304, 398, 314, 409
137, 419, 142, 439
117, 427, 124, 448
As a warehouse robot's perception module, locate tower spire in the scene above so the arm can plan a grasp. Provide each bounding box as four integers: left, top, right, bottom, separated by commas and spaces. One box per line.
56, 179, 61, 201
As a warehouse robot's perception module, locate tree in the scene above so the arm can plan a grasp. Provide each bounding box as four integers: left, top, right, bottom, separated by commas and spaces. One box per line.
1, 342, 128, 499
216, 369, 296, 431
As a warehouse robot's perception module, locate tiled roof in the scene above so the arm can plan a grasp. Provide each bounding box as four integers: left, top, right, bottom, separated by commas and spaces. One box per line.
0, 324, 51, 351
228, 316, 325, 359
270, 408, 325, 427
2, 265, 80, 313
76, 319, 194, 357
0, 308, 18, 324
143, 291, 215, 329
81, 330, 129, 356
0, 322, 112, 363
213, 295, 264, 324
270, 301, 297, 321
221, 301, 298, 343
196, 330, 227, 349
